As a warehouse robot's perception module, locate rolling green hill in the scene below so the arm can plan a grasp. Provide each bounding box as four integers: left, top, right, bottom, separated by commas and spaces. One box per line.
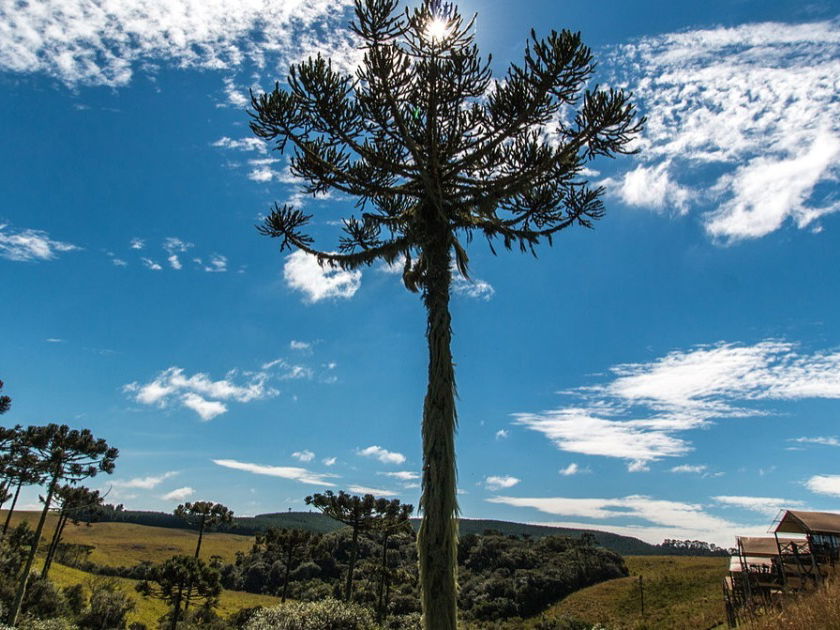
94, 509, 662, 555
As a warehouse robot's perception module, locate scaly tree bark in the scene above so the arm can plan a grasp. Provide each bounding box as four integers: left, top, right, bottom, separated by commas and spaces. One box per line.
249, 1, 643, 626
7, 424, 117, 626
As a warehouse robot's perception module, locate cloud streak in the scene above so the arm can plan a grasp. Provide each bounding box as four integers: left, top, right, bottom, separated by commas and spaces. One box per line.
0, 224, 80, 262
213, 458, 338, 486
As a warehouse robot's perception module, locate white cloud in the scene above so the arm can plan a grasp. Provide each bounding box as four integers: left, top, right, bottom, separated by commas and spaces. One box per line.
559, 463, 581, 476
670, 464, 707, 474
357, 445, 406, 465
806, 475, 840, 497
516, 340, 840, 468
348, 485, 397, 497
212, 137, 267, 154
213, 458, 338, 486
0, 0, 358, 87
292, 449, 315, 462
130, 238, 145, 250
112, 258, 127, 267
124, 366, 276, 420
162, 486, 194, 501
0, 224, 80, 262
378, 471, 420, 481
45, 338, 64, 343
601, 162, 691, 213
489, 494, 755, 546
792, 436, 840, 447
322, 457, 337, 466
485, 475, 520, 491
112, 471, 178, 489
195, 254, 228, 273
608, 20, 840, 240
141, 257, 162, 271
495, 429, 509, 440
714, 495, 804, 517
181, 392, 227, 421
290, 340, 311, 351
222, 76, 248, 108
260, 358, 314, 380
452, 274, 495, 300
163, 237, 193, 270
284, 250, 362, 303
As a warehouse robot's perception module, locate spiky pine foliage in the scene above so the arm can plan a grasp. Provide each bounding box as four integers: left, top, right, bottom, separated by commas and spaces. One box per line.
250, 1, 643, 627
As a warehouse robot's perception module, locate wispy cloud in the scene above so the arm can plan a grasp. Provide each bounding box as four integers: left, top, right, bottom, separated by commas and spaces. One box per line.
670, 464, 707, 474
806, 475, 840, 497
0, 0, 358, 87
213, 458, 338, 486
605, 20, 840, 241
495, 429, 509, 440
559, 463, 584, 476
292, 449, 315, 463
284, 250, 362, 303
162, 486, 194, 501
212, 136, 267, 154
322, 457, 337, 467
714, 495, 804, 517
792, 436, 840, 447
163, 237, 193, 270
378, 471, 420, 481
130, 238, 145, 250
124, 366, 277, 420
489, 494, 758, 546
141, 257, 163, 271
348, 485, 397, 497
357, 445, 406, 465
112, 471, 178, 489
0, 224, 80, 262
515, 340, 840, 470
485, 475, 520, 491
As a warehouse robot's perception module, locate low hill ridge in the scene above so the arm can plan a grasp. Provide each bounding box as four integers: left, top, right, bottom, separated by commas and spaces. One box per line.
97, 509, 663, 555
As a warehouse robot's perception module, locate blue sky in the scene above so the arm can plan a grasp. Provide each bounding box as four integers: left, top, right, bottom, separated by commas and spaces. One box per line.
1, 0, 839, 546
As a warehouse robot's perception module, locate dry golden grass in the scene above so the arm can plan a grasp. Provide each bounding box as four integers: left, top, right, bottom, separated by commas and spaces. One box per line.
1, 511, 254, 566
744, 575, 840, 630
541, 555, 730, 630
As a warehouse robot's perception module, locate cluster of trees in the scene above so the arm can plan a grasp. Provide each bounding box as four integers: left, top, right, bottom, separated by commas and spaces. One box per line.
0, 409, 118, 626
220, 519, 627, 624
656, 539, 732, 556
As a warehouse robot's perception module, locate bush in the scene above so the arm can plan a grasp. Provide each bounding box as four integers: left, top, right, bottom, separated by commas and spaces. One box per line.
22, 577, 69, 619
16, 619, 78, 630
244, 599, 377, 630
78, 578, 135, 629
381, 613, 423, 630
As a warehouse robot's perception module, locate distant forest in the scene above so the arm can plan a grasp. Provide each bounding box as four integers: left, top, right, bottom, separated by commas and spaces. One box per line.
95, 508, 729, 557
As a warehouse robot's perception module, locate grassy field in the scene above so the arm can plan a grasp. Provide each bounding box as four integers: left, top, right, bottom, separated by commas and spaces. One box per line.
539, 555, 730, 630
1, 511, 255, 567
47, 562, 280, 627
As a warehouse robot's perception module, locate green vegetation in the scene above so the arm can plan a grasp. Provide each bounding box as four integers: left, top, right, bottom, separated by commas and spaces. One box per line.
542, 555, 730, 630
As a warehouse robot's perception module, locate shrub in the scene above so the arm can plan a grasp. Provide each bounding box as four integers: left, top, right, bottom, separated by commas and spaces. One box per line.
22, 577, 69, 619
78, 578, 135, 629
244, 598, 377, 630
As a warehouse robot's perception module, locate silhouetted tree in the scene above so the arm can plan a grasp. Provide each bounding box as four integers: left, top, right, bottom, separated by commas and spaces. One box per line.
174, 500, 233, 613
249, 1, 642, 626
254, 527, 313, 602
306, 490, 376, 601
1, 428, 43, 536
136, 555, 221, 630
0, 380, 10, 415
42, 484, 106, 579
370, 497, 414, 623
7, 424, 118, 626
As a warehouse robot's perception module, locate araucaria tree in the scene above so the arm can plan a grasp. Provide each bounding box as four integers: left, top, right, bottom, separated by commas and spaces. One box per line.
305, 490, 376, 602
7, 424, 118, 626
174, 501, 234, 559
249, 0, 642, 626
136, 555, 221, 630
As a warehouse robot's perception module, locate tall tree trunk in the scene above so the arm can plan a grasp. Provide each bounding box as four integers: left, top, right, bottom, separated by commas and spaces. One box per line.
8, 472, 59, 626
376, 533, 390, 623
0, 479, 10, 512
345, 524, 359, 601
282, 539, 293, 603
184, 517, 205, 614
3, 479, 23, 536
418, 239, 459, 630
170, 583, 183, 630
42, 512, 67, 579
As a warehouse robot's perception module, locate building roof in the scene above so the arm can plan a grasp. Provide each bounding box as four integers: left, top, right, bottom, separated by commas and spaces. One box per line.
774, 510, 840, 535
738, 536, 809, 557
